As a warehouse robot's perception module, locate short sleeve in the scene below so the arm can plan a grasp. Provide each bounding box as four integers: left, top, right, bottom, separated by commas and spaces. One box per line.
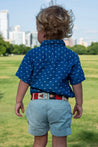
68, 54, 85, 85
16, 52, 33, 84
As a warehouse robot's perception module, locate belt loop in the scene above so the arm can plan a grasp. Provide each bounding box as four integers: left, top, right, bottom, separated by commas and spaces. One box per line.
43, 93, 45, 100
47, 93, 49, 100
33, 93, 34, 100
62, 96, 65, 100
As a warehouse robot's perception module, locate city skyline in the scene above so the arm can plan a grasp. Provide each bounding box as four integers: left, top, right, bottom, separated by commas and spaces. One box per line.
0, 0, 98, 45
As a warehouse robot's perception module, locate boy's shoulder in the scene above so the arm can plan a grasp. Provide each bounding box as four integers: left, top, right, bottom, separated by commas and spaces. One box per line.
64, 47, 81, 64
26, 46, 41, 57
65, 46, 78, 59
25, 46, 44, 62
28, 46, 40, 53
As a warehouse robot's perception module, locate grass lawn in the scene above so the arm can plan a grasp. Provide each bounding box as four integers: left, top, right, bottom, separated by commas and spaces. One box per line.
0, 55, 98, 147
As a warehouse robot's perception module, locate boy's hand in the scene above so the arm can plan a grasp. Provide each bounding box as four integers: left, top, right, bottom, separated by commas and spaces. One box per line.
15, 102, 24, 117
73, 104, 83, 119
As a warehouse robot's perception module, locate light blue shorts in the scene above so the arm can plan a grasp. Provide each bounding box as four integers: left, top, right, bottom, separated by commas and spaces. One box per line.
26, 99, 72, 137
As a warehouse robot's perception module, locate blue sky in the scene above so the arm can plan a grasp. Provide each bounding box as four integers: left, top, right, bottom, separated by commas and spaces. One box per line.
0, 0, 98, 45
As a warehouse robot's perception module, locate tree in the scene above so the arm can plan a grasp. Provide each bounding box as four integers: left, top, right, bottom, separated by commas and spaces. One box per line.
0, 46, 6, 55
12, 44, 21, 54
6, 43, 14, 54
87, 42, 98, 55
0, 34, 32, 55
71, 45, 87, 55
18, 44, 31, 54
12, 44, 31, 54
0, 35, 6, 55
34, 45, 38, 48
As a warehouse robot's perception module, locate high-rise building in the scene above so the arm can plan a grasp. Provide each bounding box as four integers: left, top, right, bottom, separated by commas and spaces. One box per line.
0, 10, 9, 40
9, 25, 26, 45
64, 38, 76, 47
32, 32, 40, 47
25, 32, 32, 47
79, 38, 88, 47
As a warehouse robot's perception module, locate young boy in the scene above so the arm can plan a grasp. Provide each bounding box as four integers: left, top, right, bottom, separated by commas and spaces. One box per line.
15, 5, 85, 147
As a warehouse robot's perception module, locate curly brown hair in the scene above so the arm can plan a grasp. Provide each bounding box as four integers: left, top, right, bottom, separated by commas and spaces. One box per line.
36, 5, 74, 40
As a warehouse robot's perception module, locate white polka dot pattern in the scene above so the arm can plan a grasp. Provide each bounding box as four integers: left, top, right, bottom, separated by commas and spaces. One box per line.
16, 40, 85, 97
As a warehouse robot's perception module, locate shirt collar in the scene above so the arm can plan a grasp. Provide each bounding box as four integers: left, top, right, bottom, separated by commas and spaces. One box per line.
41, 40, 65, 46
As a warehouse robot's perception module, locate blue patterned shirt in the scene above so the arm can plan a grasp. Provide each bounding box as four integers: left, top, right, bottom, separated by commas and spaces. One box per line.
16, 40, 85, 97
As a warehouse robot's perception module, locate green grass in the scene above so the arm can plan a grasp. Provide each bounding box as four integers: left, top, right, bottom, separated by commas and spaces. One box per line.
0, 55, 98, 147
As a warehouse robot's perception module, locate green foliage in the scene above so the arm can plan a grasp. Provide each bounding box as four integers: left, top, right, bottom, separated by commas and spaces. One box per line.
12, 44, 31, 54
0, 34, 3, 40
71, 45, 87, 55
87, 42, 98, 55
0, 35, 6, 55
67, 42, 98, 55
34, 45, 38, 48
0, 35, 32, 56
0, 46, 6, 55
6, 43, 14, 54
0, 34, 98, 55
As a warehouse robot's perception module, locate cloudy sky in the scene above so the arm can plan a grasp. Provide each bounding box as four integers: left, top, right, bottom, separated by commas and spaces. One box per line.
0, 0, 98, 45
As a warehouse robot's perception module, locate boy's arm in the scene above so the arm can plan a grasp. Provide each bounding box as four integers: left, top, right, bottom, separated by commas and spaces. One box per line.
72, 83, 83, 119
15, 80, 29, 117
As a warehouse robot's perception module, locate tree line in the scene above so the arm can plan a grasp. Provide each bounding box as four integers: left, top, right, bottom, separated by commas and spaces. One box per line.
0, 35, 98, 56
69, 43, 98, 55
0, 35, 32, 56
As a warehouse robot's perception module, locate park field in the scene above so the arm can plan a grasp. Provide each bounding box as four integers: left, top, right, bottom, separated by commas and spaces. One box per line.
0, 55, 98, 147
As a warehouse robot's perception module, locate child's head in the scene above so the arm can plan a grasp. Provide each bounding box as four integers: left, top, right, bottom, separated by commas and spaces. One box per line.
36, 5, 74, 41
